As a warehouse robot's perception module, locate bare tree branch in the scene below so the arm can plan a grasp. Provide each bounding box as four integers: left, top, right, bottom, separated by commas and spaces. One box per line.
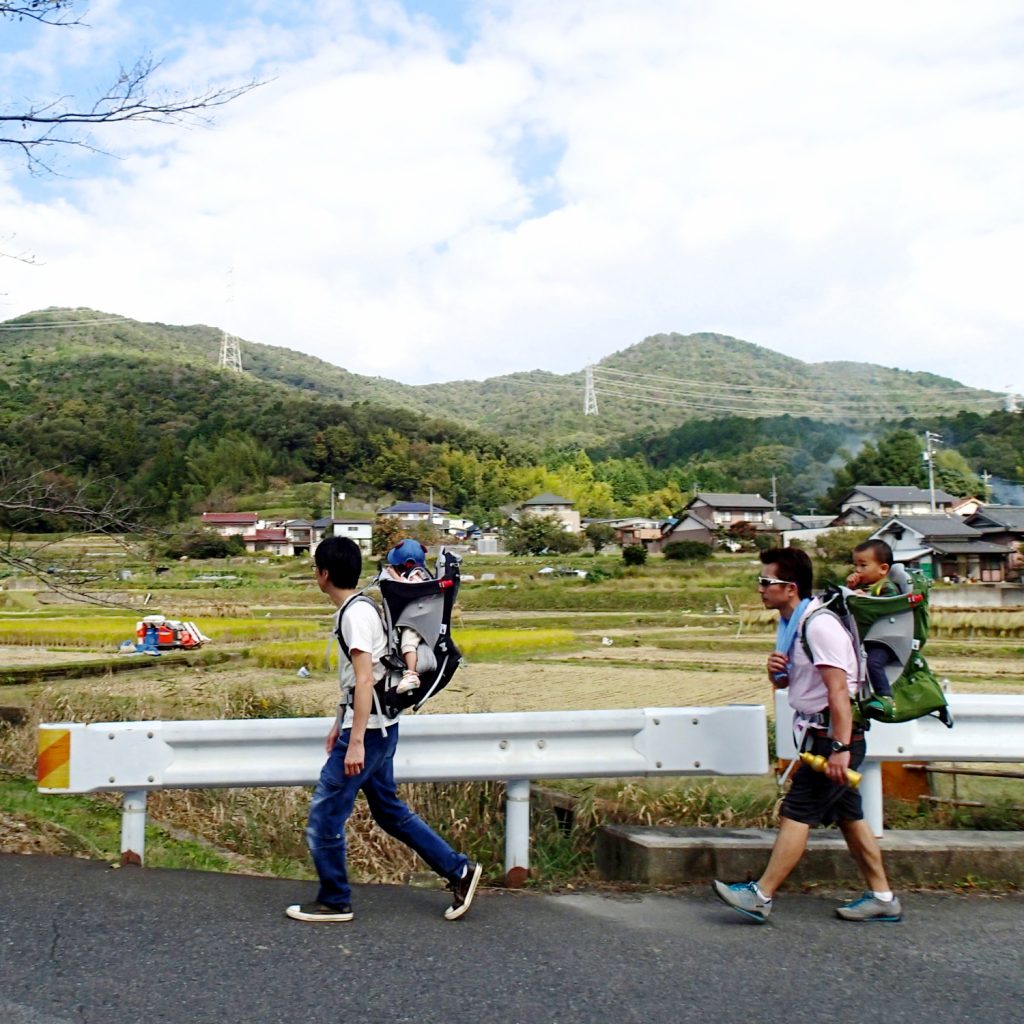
0, 462, 160, 607
0, 464, 144, 533
0, 1, 80, 26
1, 4, 264, 173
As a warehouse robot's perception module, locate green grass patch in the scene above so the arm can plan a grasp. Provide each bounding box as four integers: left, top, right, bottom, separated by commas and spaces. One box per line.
0, 774, 242, 871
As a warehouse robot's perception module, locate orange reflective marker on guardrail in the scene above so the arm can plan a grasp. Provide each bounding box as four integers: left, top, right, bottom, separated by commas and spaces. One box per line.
37, 728, 71, 789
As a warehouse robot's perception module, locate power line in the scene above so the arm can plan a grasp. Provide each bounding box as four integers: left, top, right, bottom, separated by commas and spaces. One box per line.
590, 376, 1002, 416
592, 364, 1004, 403
0, 315, 133, 331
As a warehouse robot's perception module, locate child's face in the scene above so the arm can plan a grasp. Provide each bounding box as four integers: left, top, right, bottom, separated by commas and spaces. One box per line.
853, 551, 888, 584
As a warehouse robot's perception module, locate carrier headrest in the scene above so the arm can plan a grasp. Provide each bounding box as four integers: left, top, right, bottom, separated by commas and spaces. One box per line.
888, 562, 911, 594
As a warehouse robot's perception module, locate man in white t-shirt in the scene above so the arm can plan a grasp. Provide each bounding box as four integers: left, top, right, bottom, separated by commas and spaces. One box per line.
712, 547, 902, 924
285, 536, 482, 924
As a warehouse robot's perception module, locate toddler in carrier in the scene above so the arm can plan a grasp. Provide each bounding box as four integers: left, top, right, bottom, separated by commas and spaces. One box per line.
846, 539, 900, 716
383, 538, 432, 695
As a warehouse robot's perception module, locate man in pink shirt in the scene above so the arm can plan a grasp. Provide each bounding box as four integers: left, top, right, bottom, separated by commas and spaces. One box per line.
712, 547, 902, 924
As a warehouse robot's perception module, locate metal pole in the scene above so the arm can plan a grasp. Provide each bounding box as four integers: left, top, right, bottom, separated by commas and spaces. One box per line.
120, 789, 148, 866
504, 779, 531, 887
860, 763, 884, 838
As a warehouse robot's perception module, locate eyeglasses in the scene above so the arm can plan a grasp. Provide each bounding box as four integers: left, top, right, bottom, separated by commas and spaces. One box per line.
756, 575, 793, 588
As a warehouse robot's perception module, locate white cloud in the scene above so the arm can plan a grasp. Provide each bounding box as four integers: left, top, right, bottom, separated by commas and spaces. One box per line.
1, 0, 1023, 396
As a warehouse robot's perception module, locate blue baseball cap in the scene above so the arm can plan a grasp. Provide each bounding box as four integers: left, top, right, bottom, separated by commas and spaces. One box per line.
387, 538, 427, 568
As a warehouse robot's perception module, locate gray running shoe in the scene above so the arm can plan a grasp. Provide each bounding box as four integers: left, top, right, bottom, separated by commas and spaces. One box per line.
711, 880, 772, 923
836, 893, 902, 922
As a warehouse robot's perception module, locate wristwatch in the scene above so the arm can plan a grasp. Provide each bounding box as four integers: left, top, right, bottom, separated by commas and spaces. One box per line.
829, 739, 852, 753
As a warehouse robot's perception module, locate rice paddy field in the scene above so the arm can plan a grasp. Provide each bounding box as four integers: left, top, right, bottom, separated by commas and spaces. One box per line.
2, 545, 1023, 881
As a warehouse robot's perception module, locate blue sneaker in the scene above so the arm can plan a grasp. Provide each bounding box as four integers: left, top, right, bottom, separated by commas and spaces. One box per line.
711, 880, 772, 923
836, 893, 902, 922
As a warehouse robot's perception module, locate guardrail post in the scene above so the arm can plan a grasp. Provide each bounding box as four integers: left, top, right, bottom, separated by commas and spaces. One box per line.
120, 789, 147, 866
504, 779, 530, 888
860, 763, 884, 838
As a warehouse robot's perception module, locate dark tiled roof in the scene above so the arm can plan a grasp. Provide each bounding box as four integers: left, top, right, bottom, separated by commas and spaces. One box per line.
966, 506, 1024, 531
878, 515, 981, 538
688, 492, 773, 509
379, 501, 450, 515
844, 486, 957, 504
929, 541, 1015, 556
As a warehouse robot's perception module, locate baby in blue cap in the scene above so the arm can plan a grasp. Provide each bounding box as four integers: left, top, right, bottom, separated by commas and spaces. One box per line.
384, 539, 431, 694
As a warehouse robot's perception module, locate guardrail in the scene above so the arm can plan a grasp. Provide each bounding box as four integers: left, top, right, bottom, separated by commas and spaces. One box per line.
775, 692, 1024, 836
38, 705, 768, 882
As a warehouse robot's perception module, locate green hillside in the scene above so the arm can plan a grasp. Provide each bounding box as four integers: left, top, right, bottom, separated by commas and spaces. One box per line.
0, 310, 1003, 449
0, 308, 1016, 527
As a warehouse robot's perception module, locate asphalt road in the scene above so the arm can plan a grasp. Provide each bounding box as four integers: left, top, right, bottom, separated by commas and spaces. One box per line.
2, 853, 1022, 1024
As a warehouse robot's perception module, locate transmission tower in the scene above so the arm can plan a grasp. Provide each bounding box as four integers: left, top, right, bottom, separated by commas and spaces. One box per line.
583, 365, 599, 416
219, 330, 243, 373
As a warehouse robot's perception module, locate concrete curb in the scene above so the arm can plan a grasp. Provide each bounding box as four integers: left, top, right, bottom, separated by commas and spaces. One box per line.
596, 826, 1024, 886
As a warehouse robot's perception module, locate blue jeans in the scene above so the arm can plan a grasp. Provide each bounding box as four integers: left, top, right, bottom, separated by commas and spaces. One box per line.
865, 642, 893, 697
306, 722, 467, 908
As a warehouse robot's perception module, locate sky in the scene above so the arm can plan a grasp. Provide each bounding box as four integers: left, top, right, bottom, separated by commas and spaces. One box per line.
1, 0, 1022, 394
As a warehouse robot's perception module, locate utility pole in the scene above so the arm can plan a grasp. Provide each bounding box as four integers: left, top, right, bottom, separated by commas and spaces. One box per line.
330, 486, 345, 520
771, 474, 778, 511
924, 431, 942, 512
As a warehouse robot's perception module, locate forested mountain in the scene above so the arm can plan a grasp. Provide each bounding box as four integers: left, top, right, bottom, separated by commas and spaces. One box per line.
0, 308, 1018, 525
0, 309, 1003, 446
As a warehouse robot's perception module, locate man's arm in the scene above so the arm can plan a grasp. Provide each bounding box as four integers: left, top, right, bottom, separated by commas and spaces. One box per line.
822, 665, 853, 784
343, 648, 374, 776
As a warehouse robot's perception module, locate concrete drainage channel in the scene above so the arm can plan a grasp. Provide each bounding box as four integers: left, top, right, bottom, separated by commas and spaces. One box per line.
596, 825, 1024, 887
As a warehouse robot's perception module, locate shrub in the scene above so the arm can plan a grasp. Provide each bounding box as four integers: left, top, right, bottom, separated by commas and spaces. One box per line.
164, 530, 240, 560
584, 522, 616, 553
622, 544, 648, 566
663, 541, 712, 562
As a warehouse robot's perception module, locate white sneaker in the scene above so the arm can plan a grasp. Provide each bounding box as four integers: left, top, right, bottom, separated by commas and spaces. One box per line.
395, 671, 421, 694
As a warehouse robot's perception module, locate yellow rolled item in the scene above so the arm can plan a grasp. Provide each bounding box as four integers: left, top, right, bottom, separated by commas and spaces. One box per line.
799, 751, 862, 788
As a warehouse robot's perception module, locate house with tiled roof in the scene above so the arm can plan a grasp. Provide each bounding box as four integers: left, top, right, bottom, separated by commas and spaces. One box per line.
870, 514, 1014, 582
519, 493, 580, 533
201, 511, 262, 536
963, 505, 1024, 546
377, 501, 472, 536
241, 527, 293, 556
651, 513, 714, 552
839, 486, 956, 518
311, 517, 373, 554
684, 492, 775, 530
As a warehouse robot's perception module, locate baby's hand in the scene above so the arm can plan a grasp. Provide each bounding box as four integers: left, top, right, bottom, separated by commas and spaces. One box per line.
846, 571, 861, 588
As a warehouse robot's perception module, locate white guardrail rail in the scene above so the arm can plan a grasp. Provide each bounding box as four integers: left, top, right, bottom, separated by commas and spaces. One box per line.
775, 691, 1024, 836
38, 706, 768, 880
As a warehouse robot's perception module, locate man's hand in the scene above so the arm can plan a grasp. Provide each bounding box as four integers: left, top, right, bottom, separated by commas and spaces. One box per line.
827, 749, 851, 785
344, 737, 365, 776
325, 720, 339, 753
766, 652, 789, 686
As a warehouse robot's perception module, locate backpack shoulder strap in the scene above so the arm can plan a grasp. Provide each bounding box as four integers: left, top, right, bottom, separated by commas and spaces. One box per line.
799, 601, 845, 662
335, 593, 382, 664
